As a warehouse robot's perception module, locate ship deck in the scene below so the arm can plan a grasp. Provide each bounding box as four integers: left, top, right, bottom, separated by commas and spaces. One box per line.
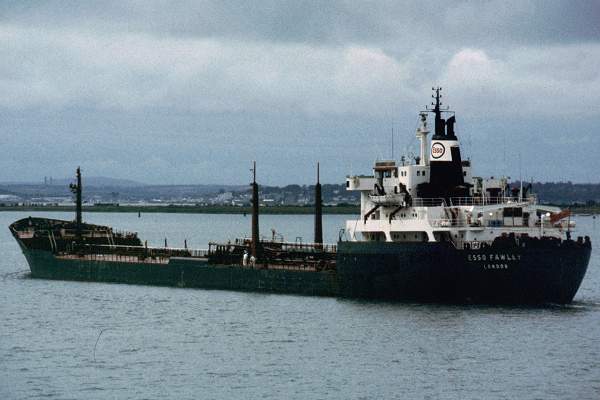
53, 253, 326, 272
55, 253, 172, 264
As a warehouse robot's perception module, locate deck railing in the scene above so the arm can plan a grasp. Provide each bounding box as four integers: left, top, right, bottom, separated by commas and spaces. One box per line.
217, 238, 337, 253
428, 218, 567, 230
412, 198, 447, 207
449, 196, 537, 206
408, 196, 537, 208
57, 253, 171, 264
70, 243, 210, 258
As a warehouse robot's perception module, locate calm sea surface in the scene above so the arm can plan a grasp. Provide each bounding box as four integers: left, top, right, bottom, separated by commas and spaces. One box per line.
1, 212, 599, 399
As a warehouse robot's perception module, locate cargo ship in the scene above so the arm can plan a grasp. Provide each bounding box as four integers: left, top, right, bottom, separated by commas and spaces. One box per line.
10, 89, 592, 303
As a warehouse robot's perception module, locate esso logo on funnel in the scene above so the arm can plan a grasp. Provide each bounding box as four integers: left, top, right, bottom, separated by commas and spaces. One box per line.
431, 142, 446, 159
430, 141, 455, 161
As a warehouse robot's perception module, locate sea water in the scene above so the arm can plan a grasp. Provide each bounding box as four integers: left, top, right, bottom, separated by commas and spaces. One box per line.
1, 212, 599, 399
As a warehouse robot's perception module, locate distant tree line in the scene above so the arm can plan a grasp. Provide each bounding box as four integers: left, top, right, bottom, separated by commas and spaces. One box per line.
528, 182, 600, 204
2, 181, 600, 206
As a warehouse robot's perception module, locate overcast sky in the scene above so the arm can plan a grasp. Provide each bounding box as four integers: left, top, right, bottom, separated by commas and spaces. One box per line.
2, 1, 600, 185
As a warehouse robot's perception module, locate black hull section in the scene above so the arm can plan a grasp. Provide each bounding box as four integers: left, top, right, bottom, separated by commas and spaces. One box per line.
337, 241, 591, 304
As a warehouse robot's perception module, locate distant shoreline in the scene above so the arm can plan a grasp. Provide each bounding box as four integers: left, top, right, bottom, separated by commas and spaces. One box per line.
0, 204, 360, 215
0, 204, 597, 215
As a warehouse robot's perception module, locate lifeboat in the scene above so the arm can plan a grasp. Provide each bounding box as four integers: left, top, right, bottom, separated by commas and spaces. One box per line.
368, 193, 407, 207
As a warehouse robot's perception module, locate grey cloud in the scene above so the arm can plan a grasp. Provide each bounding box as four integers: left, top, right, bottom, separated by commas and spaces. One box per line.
1, 1, 600, 185
2, 23, 599, 118
0, 25, 421, 115
2, 1, 599, 47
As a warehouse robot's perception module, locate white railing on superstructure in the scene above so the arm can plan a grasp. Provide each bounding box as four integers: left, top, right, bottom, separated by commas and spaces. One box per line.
368, 196, 537, 208
429, 218, 468, 228
449, 196, 537, 206
428, 218, 568, 230
412, 198, 447, 207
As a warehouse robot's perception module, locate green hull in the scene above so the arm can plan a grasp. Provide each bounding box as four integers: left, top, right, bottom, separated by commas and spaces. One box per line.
22, 248, 338, 297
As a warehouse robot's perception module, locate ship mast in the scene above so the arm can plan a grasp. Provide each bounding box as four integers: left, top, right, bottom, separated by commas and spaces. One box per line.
251, 161, 260, 258
431, 87, 445, 138
69, 167, 83, 242
416, 113, 429, 166
314, 162, 323, 246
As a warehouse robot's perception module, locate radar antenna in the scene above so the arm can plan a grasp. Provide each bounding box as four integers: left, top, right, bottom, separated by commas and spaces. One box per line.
425, 87, 448, 113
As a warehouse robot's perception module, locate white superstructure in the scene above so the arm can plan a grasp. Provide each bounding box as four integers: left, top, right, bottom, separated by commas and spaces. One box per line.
344, 89, 574, 249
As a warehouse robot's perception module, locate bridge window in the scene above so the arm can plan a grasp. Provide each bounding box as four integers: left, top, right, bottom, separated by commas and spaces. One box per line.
367, 232, 385, 241
503, 207, 523, 217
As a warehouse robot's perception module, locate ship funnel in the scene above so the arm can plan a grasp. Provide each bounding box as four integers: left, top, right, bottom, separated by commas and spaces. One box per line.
251, 161, 260, 258
417, 88, 469, 200
314, 162, 323, 247
446, 116, 456, 139
69, 167, 83, 242
435, 118, 446, 137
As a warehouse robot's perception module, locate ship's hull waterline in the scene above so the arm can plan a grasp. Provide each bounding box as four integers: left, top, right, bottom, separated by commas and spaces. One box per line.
18, 240, 591, 304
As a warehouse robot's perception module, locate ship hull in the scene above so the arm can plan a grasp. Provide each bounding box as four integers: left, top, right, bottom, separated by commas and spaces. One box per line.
20, 247, 338, 297
336, 241, 591, 304
15, 238, 591, 304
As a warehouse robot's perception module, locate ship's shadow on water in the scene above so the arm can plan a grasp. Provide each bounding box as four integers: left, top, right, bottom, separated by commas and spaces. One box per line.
9, 270, 600, 314
337, 296, 599, 313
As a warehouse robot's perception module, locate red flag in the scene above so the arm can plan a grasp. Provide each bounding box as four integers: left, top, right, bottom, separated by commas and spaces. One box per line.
550, 209, 571, 224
